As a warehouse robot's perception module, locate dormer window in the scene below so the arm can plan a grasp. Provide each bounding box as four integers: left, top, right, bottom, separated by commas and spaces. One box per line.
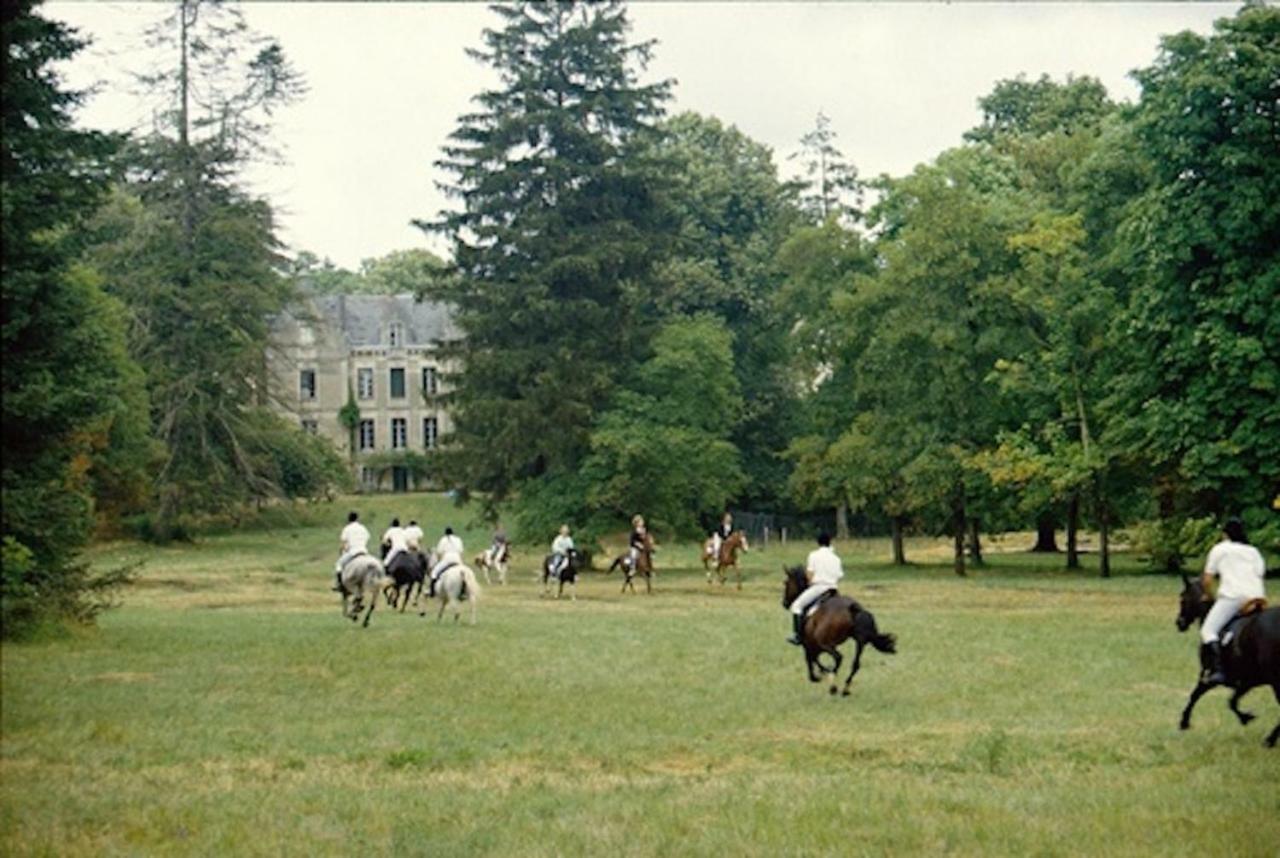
387, 322, 405, 347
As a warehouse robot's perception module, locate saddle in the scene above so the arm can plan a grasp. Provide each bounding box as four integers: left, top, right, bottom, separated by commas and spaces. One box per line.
1220, 600, 1268, 647
803, 588, 839, 618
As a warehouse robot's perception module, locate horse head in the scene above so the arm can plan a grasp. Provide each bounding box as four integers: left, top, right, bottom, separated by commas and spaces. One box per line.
782, 565, 805, 609
1176, 572, 1208, 632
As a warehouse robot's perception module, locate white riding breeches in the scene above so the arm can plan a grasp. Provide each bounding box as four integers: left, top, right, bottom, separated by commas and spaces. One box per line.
335, 550, 365, 573
431, 553, 461, 582
791, 584, 836, 616
711, 535, 723, 557
1201, 597, 1247, 644
385, 547, 405, 568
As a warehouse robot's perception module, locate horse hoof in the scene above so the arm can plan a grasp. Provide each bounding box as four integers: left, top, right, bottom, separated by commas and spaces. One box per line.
1179, 721, 1190, 731
841, 690, 851, 697
829, 686, 837, 696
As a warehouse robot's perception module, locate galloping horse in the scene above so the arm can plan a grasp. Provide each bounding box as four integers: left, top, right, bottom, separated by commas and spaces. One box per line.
1175, 574, 1279, 747
338, 554, 386, 628
419, 562, 481, 625
383, 549, 428, 612
708, 531, 749, 589
543, 548, 581, 600
783, 565, 896, 696
609, 533, 655, 595
475, 543, 510, 586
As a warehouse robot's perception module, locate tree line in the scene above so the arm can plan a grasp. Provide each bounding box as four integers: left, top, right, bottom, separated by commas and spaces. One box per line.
3, 0, 1276, 637
422, 1, 1278, 572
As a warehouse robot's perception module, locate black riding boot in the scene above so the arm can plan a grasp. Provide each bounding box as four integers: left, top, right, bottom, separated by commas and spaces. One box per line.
786, 612, 804, 646
332, 571, 346, 594
1201, 640, 1227, 685
428, 576, 437, 598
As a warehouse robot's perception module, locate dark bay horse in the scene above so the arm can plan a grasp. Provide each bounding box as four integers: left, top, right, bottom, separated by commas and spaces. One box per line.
383, 549, 428, 612
609, 533, 655, 594
708, 531, 749, 590
1175, 575, 1280, 747
783, 566, 896, 696
543, 548, 581, 600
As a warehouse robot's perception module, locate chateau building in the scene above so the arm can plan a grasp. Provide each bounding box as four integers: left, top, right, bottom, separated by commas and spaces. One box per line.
269, 291, 460, 491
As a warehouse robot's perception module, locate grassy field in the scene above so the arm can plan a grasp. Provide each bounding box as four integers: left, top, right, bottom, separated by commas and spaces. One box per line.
2, 493, 1277, 857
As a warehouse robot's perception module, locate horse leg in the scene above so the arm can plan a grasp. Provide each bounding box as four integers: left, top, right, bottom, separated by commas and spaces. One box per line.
1263, 685, 1280, 747
736, 564, 742, 591
437, 595, 447, 622
644, 571, 651, 595
1227, 687, 1256, 725
827, 648, 843, 695
362, 593, 376, 628
1179, 680, 1215, 730
842, 641, 866, 697
570, 580, 577, 602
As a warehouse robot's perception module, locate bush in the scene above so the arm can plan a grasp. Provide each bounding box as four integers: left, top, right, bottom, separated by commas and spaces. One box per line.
1, 536, 137, 640
1130, 516, 1218, 572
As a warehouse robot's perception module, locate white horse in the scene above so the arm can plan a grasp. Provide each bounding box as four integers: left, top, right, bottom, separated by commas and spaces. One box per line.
420, 563, 481, 625
474, 543, 509, 586
339, 554, 386, 627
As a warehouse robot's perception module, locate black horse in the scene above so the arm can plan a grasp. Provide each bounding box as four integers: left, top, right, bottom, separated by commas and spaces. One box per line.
1175, 574, 1280, 747
782, 565, 896, 696
542, 548, 580, 600
383, 549, 427, 612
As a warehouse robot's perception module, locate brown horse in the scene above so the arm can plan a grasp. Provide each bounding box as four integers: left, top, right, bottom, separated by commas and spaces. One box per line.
783, 565, 896, 696
609, 533, 655, 594
1175, 574, 1280, 747
707, 531, 749, 589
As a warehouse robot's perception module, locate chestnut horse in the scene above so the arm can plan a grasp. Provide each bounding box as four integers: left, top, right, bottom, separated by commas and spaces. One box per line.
783, 565, 896, 696
1175, 574, 1280, 747
707, 531, 749, 589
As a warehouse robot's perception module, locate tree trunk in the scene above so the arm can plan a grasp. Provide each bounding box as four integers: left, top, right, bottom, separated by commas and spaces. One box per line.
1066, 494, 1081, 570
1098, 502, 1111, 579
968, 517, 983, 565
1031, 512, 1059, 552
891, 515, 907, 566
835, 501, 850, 541
952, 490, 967, 577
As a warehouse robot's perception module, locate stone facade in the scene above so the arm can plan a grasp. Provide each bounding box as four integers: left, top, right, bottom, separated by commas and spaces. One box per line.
268, 291, 459, 491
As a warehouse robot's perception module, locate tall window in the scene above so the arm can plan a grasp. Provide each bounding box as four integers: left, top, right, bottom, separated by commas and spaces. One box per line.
389, 367, 406, 399
360, 467, 379, 489
423, 416, 438, 450
391, 418, 407, 449
422, 366, 438, 396
357, 367, 374, 399
358, 419, 375, 451
299, 369, 317, 400
387, 322, 405, 347
301, 419, 318, 435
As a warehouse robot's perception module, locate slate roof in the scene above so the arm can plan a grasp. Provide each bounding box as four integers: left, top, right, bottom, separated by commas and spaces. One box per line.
294, 292, 460, 347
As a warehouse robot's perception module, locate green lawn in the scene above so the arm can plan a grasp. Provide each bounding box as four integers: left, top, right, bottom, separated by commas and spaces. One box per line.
2, 494, 1277, 857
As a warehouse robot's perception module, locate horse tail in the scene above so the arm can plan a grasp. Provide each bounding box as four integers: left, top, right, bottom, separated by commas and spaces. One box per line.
852, 608, 897, 654
461, 565, 481, 602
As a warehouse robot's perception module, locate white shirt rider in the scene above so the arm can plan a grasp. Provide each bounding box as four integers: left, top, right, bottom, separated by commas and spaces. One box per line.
1200, 531, 1267, 646
382, 523, 408, 566
430, 529, 465, 585
336, 519, 370, 572
550, 527, 574, 577
788, 535, 845, 645
404, 522, 424, 552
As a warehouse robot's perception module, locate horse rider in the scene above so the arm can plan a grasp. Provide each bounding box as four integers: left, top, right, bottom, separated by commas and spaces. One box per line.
1199, 517, 1268, 684
382, 517, 408, 566
549, 524, 574, 578
490, 523, 509, 565
787, 532, 845, 645
629, 515, 650, 570
428, 526, 465, 597
404, 519, 424, 554
333, 511, 371, 593
709, 511, 733, 562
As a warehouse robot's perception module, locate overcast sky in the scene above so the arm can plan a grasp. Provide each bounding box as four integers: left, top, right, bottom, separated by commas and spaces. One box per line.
49, 2, 1238, 269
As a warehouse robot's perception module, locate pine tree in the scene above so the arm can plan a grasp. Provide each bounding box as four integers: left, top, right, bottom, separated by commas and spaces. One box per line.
421, 1, 676, 510
2, 1, 147, 634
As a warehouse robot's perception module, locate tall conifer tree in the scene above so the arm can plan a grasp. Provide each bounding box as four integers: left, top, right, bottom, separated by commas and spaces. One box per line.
422, 1, 676, 508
